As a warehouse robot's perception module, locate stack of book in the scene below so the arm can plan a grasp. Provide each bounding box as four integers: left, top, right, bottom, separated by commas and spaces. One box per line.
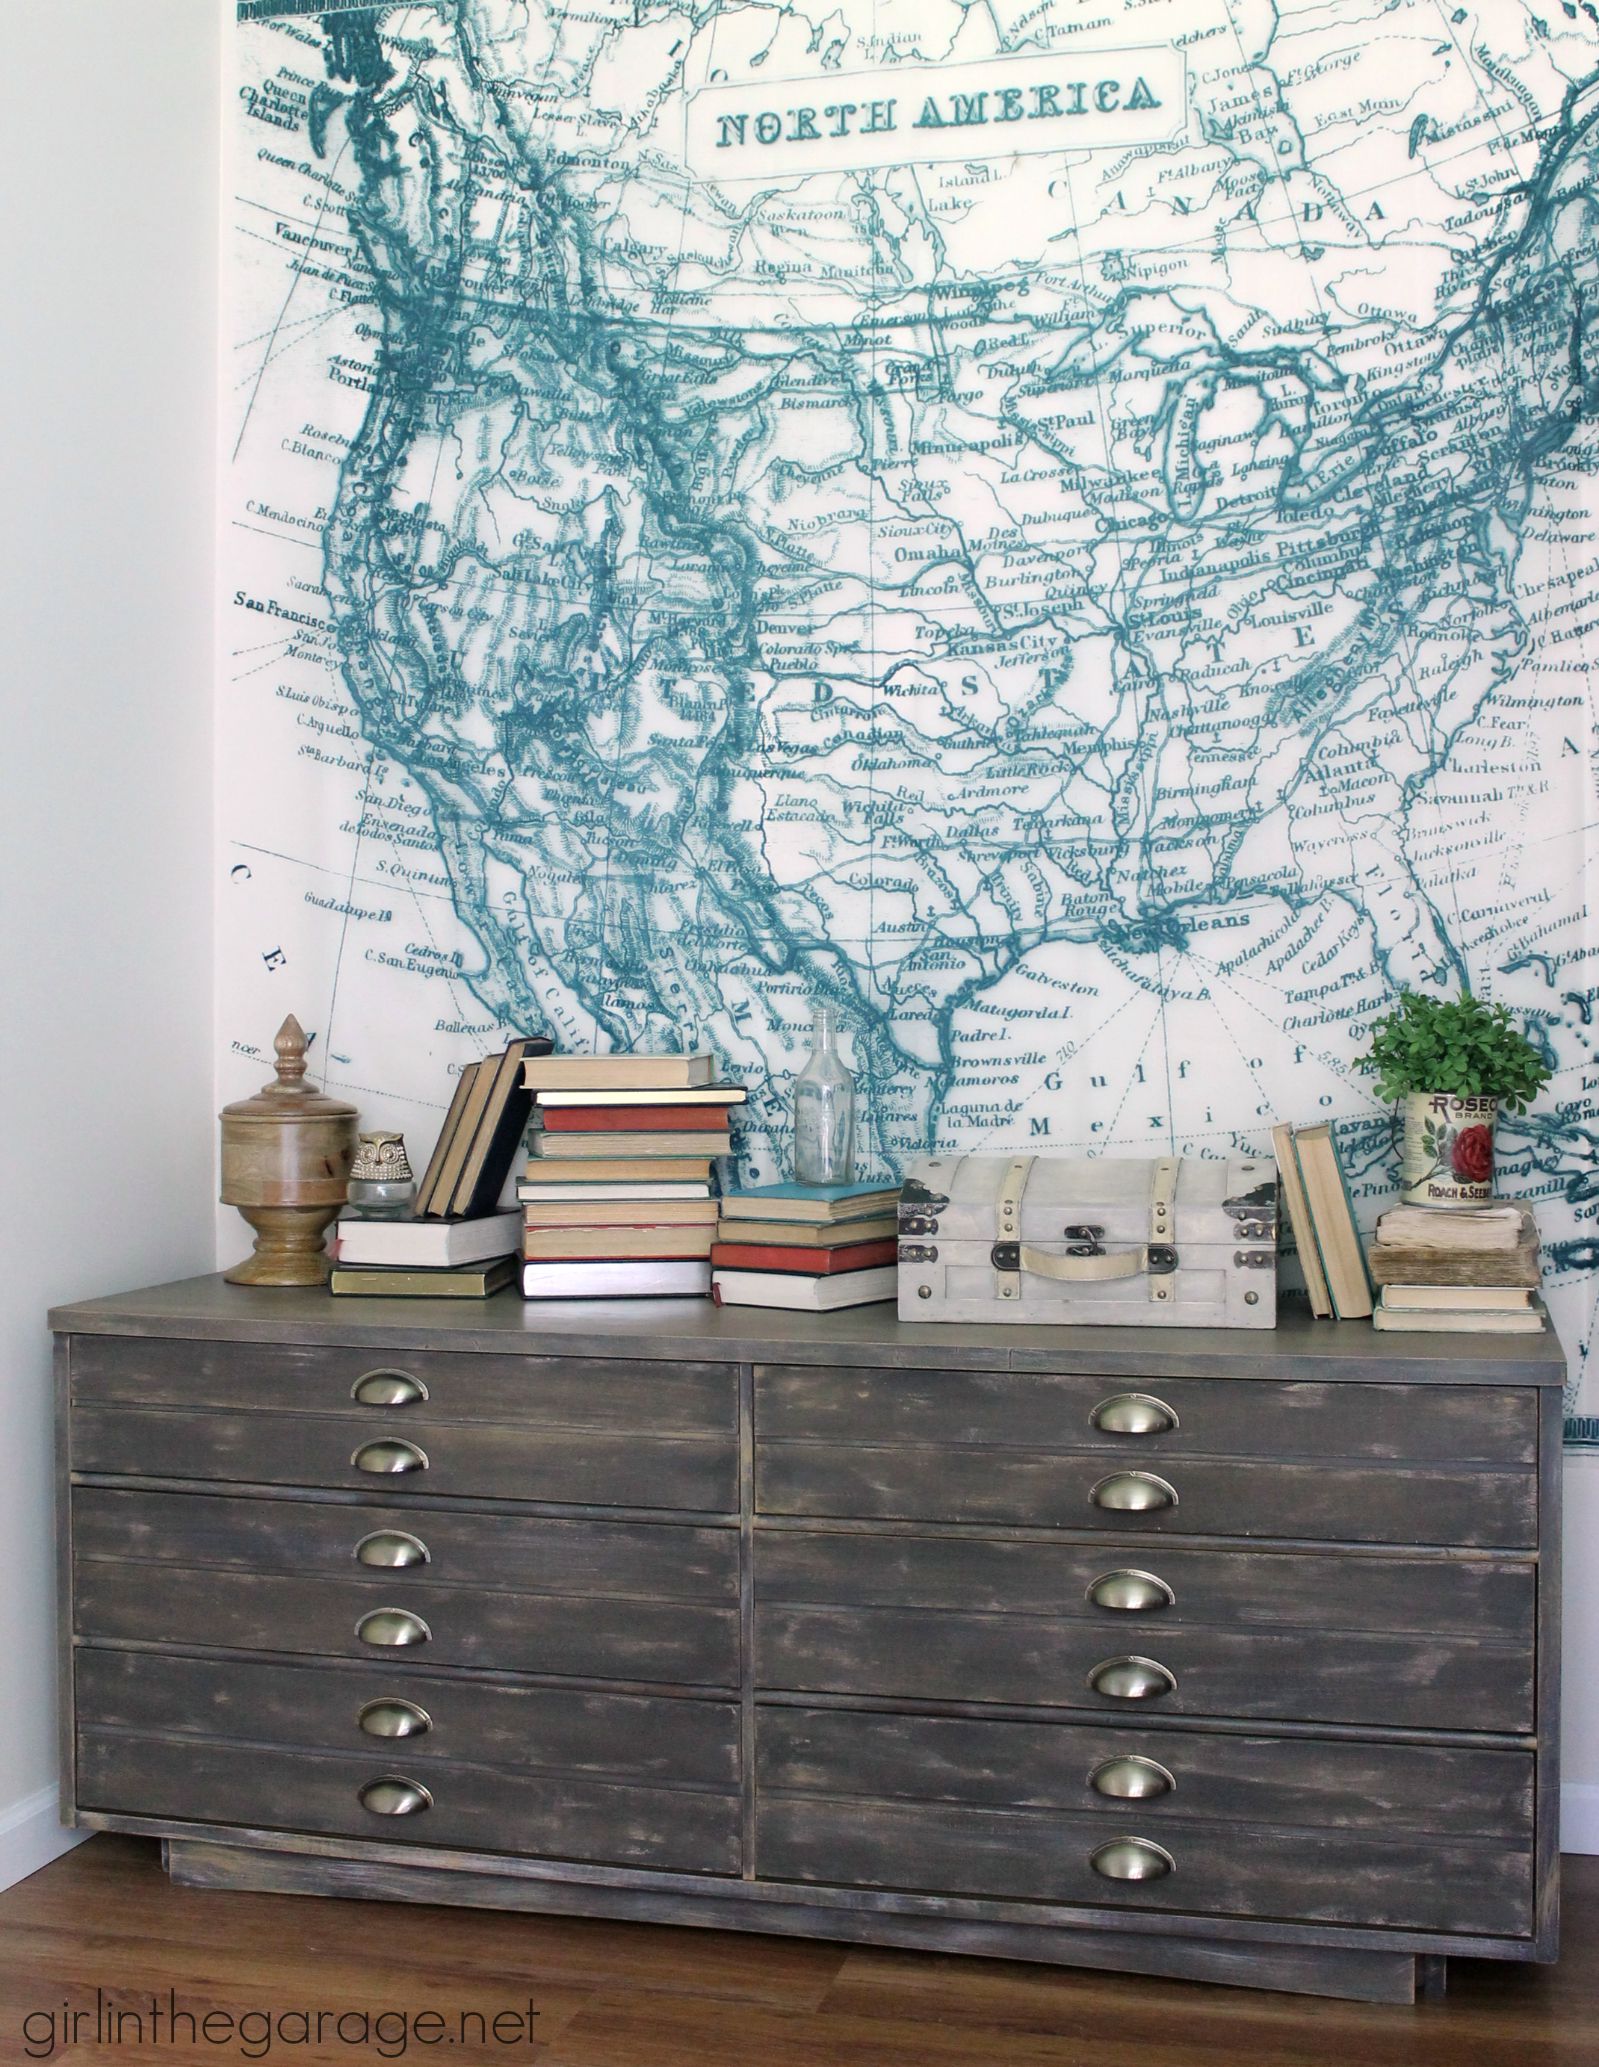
330, 1211, 523, 1299
1369, 1201, 1546, 1334
711, 1182, 901, 1310
331, 1034, 552, 1297
1271, 1120, 1375, 1320
517, 1053, 744, 1300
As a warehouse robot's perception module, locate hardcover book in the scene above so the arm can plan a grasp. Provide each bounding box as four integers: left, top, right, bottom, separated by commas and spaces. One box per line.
711, 1265, 896, 1310
538, 1106, 735, 1132
533, 1083, 747, 1109
527, 1132, 731, 1159
521, 1198, 719, 1226
1372, 1298, 1547, 1335
1271, 1122, 1331, 1319
447, 1036, 551, 1218
520, 1258, 712, 1299
335, 1209, 522, 1268
516, 1180, 712, 1203
330, 1256, 518, 1299
710, 1215, 898, 1248
1291, 1124, 1374, 1321
412, 1067, 477, 1216
520, 1157, 714, 1184
719, 1181, 900, 1224
709, 1238, 897, 1276
522, 1053, 716, 1091
523, 1225, 716, 1260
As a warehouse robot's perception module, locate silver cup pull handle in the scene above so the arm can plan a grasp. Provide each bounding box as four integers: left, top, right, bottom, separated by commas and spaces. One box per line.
359, 1776, 432, 1818
352, 1439, 429, 1476
352, 1370, 429, 1408
356, 1608, 431, 1649
1086, 1569, 1174, 1613
1091, 1836, 1173, 1882
1088, 1655, 1176, 1702
358, 1699, 432, 1741
354, 1530, 430, 1570
1090, 1470, 1177, 1513
1089, 1755, 1174, 1801
1090, 1392, 1178, 1436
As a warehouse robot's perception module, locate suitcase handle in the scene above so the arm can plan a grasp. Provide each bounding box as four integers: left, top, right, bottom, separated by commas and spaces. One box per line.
1017, 1244, 1146, 1282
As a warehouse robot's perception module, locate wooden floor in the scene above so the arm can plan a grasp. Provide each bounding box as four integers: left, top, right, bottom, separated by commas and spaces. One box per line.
1, 1838, 1596, 2065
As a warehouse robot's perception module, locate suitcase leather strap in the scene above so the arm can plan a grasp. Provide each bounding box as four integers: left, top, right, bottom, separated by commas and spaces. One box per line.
997, 1156, 1178, 1303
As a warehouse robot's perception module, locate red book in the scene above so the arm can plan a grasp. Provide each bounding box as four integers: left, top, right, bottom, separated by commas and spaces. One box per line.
540, 1105, 734, 1132
709, 1238, 898, 1276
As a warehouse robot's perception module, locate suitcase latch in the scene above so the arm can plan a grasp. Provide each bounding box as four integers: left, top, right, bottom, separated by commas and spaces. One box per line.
1064, 1225, 1105, 1252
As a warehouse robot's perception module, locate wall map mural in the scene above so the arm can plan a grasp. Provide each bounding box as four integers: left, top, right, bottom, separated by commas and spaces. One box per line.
222, 0, 1599, 1429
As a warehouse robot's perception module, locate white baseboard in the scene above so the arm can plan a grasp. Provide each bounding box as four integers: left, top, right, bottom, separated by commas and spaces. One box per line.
0, 1785, 86, 1893
1563, 1783, 1599, 1856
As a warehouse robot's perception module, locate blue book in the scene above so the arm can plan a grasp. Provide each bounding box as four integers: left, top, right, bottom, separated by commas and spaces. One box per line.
721, 1179, 900, 1223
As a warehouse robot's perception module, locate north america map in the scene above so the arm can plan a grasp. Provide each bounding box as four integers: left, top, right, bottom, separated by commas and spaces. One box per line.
223, 0, 1599, 1429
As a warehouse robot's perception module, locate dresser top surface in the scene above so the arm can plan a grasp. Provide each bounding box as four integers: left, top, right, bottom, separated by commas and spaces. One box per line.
49, 1274, 1568, 1384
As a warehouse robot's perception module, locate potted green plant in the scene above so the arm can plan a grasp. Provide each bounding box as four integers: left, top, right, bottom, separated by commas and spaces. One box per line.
1355, 990, 1550, 1206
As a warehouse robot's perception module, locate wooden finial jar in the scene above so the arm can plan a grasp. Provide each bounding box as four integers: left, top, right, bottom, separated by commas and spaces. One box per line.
220, 1015, 358, 1285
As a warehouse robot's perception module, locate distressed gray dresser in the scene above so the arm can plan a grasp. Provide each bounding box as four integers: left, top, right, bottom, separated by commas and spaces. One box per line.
52, 1278, 1564, 2004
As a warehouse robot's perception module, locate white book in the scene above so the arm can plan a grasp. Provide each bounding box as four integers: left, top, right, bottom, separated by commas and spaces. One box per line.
534, 1084, 747, 1108
712, 1266, 897, 1312
1382, 1284, 1534, 1311
334, 1210, 522, 1268
1372, 1302, 1546, 1335
515, 1181, 712, 1203
520, 1258, 712, 1299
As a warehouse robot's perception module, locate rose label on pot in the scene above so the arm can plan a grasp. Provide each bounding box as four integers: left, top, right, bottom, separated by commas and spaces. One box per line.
1400, 1091, 1498, 1206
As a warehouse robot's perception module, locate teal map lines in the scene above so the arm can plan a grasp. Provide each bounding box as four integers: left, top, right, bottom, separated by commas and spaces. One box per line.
222, 0, 1599, 1431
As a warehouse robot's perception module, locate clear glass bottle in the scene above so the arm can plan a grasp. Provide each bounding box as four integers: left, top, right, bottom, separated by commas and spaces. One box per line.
793, 1003, 856, 1186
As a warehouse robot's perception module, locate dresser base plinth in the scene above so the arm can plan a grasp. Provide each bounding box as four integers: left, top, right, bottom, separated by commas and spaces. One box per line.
163, 1839, 1438, 2005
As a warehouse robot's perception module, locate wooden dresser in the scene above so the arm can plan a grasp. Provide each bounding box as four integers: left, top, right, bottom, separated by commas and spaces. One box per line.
52, 1278, 1564, 2004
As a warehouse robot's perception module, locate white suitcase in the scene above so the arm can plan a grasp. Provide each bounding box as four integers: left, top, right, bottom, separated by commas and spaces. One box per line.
897, 1153, 1278, 1328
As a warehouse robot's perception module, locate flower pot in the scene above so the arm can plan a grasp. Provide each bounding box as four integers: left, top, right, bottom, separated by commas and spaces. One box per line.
1400, 1092, 1498, 1206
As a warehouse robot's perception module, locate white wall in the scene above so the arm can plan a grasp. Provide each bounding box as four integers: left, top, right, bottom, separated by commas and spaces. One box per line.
0, 0, 220, 1890
1562, 1457, 1599, 1851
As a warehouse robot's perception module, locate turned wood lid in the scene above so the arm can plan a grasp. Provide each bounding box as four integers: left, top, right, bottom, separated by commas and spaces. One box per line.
220, 1014, 358, 1125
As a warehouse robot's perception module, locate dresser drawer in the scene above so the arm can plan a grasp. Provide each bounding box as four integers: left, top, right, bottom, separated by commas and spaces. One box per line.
73, 1340, 735, 1432
754, 1530, 1534, 1729
78, 1649, 739, 1789
69, 1341, 737, 1513
78, 1730, 739, 1876
756, 1710, 1532, 1937
76, 1563, 737, 1687
756, 1365, 1537, 1465
756, 1445, 1532, 1547
759, 1707, 1533, 1839
72, 1404, 735, 1513
74, 1488, 737, 1603
754, 1364, 1535, 1546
